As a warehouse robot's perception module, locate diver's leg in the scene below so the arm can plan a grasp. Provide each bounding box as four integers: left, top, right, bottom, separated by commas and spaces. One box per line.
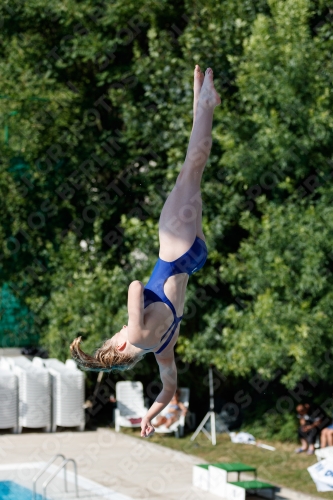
159, 67, 220, 261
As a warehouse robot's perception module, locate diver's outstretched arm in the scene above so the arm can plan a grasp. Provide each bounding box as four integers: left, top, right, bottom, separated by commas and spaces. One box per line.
140, 355, 177, 437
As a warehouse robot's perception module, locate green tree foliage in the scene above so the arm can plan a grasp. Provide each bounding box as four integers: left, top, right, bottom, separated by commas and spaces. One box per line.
0, 284, 35, 347
0, 0, 332, 389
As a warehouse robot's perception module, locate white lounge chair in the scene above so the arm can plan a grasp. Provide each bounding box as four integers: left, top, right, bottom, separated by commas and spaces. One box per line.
153, 387, 190, 438
33, 357, 85, 432
7, 356, 51, 433
115, 381, 147, 432
0, 359, 18, 433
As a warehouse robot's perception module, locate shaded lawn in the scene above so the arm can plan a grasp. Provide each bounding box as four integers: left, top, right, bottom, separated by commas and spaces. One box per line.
121, 429, 333, 498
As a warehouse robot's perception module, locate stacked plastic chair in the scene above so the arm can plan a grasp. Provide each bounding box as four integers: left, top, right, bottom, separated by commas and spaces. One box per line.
33, 357, 85, 431
0, 358, 18, 433
9, 356, 51, 433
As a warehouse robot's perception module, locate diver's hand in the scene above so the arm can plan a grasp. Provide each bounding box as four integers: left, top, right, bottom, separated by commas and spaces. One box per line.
141, 417, 155, 438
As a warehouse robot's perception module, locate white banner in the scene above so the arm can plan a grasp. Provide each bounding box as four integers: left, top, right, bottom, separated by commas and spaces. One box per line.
308, 459, 333, 492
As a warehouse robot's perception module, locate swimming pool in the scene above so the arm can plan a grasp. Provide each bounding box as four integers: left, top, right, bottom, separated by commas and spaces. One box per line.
0, 462, 134, 499
0, 480, 45, 500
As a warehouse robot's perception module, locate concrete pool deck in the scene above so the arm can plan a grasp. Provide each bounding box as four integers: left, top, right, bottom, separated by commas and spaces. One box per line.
0, 429, 323, 500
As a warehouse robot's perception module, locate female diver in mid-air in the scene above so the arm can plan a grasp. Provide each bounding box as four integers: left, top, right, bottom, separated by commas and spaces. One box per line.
70, 66, 220, 437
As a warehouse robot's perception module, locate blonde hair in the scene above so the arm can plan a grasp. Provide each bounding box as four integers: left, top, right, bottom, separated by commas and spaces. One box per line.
70, 336, 142, 372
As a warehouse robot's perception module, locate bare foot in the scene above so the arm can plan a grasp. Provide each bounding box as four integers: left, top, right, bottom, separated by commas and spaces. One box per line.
198, 68, 221, 110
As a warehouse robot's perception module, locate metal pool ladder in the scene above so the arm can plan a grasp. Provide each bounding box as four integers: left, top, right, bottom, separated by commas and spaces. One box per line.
32, 453, 79, 499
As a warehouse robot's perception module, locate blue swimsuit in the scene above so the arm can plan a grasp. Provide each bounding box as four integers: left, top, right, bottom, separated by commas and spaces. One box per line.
143, 237, 207, 354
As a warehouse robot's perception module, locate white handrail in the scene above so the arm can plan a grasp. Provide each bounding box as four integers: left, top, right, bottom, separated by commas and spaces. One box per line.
32, 454, 66, 499
42, 458, 78, 500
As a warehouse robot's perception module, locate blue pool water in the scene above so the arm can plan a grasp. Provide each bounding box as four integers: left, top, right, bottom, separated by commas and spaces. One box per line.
0, 481, 45, 500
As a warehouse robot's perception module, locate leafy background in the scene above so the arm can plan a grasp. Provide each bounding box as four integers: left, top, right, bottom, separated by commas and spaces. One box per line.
1, 0, 333, 438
